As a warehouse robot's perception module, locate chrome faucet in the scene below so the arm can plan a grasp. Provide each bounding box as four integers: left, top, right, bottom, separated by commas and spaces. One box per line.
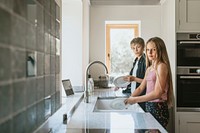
85, 61, 108, 103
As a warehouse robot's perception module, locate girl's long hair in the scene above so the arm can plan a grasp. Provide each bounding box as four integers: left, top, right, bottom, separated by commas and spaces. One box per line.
146, 37, 174, 108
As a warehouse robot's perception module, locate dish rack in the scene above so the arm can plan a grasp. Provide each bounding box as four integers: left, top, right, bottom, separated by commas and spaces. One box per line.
94, 79, 109, 88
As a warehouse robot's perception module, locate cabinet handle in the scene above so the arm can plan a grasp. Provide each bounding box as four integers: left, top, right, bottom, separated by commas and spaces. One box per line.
180, 76, 200, 79
179, 41, 200, 44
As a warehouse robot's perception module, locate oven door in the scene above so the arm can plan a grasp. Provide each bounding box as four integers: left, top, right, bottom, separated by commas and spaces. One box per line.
177, 41, 200, 66
177, 75, 200, 111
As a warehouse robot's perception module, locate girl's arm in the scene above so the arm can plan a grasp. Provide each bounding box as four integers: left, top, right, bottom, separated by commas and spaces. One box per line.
125, 63, 168, 104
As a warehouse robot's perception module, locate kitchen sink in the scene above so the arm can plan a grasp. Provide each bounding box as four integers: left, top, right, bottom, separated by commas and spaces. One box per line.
67, 128, 161, 133
93, 97, 144, 112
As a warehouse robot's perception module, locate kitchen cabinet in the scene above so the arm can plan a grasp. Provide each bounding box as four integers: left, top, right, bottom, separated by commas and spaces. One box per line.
177, 0, 200, 32
178, 112, 200, 133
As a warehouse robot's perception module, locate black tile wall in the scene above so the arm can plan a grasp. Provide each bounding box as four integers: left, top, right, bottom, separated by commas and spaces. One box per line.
36, 100, 45, 127
0, 8, 11, 44
26, 105, 37, 133
27, 0, 37, 25
44, 11, 51, 33
50, 75, 56, 94
55, 20, 60, 39
0, 119, 12, 133
50, 35, 56, 55
55, 38, 60, 55
56, 3, 60, 21
56, 74, 60, 91
45, 75, 51, 97
56, 55, 60, 74
50, 0, 56, 16
26, 23, 36, 50
0, 0, 61, 132
0, 84, 11, 119
37, 52, 44, 76
45, 54, 50, 74
11, 49, 26, 79
44, 96, 51, 119
36, 77, 45, 101
0, 46, 11, 81
13, 0, 27, 18
51, 93, 56, 114
55, 91, 61, 110
13, 111, 26, 133
36, 28, 45, 52
36, 0, 44, 5
44, 33, 50, 54
44, 0, 51, 13
50, 55, 56, 74
13, 81, 26, 113
11, 16, 26, 48
26, 78, 36, 106
36, 4, 44, 29
0, 0, 13, 9
51, 18, 56, 36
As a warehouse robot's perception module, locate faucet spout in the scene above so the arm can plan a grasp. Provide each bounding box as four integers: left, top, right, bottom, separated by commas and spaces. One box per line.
85, 61, 108, 103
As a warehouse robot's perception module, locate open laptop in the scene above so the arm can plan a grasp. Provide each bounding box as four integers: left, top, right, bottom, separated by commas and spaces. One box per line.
62, 79, 84, 96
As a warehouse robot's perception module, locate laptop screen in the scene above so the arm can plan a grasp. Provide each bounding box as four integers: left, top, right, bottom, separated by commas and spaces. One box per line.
62, 79, 74, 96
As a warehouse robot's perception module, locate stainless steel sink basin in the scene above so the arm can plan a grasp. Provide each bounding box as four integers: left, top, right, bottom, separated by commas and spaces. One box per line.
93, 97, 144, 112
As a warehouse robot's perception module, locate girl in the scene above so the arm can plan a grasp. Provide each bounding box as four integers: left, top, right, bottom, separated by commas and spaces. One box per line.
124, 37, 174, 128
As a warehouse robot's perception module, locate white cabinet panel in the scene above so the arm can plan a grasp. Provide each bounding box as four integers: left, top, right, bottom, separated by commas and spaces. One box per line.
177, 0, 200, 32
179, 113, 200, 133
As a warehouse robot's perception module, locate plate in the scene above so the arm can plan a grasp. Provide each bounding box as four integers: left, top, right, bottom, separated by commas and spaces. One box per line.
113, 76, 130, 88
110, 98, 127, 110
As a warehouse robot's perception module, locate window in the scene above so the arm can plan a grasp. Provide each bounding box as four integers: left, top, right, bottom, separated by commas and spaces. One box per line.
106, 22, 140, 77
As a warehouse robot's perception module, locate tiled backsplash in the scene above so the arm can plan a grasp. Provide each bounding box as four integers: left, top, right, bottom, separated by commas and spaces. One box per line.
0, 0, 61, 133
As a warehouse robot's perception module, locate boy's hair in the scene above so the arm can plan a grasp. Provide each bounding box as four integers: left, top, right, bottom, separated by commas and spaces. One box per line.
130, 37, 145, 48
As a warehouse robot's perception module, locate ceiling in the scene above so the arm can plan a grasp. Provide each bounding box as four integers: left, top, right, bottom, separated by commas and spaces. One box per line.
90, 0, 162, 5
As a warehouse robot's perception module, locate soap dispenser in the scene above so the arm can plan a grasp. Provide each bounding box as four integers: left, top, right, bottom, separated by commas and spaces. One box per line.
88, 75, 94, 95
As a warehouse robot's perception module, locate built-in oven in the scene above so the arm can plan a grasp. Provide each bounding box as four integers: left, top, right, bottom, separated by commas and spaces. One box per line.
177, 33, 200, 112
177, 33, 200, 67
177, 67, 200, 112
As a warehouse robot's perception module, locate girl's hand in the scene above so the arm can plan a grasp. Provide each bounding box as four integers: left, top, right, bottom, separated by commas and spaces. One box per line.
124, 97, 137, 105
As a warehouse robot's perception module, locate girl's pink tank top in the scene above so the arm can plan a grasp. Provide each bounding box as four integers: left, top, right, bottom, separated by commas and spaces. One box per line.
146, 69, 168, 102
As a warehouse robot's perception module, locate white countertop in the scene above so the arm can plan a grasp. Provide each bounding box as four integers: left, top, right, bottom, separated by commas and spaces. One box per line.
66, 88, 168, 133
34, 88, 168, 133
34, 93, 84, 133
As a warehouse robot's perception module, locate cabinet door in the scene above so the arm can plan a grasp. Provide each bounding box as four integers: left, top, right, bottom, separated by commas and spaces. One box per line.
178, 0, 200, 32
179, 114, 200, 133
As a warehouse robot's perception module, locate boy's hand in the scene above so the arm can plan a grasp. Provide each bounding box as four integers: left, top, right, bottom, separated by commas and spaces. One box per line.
123, 75, 135, 82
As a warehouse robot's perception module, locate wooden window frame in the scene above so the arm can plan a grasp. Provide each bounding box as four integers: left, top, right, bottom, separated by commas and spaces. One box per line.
105, 24, 139, 73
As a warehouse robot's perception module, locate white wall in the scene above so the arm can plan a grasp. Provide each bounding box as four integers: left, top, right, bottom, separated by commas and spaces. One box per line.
161, 0, 176, 79
160, 0, 176, 93
82, 0, 90, 86
160, 0, 176, 132
90, 5, 162, 77
62, 0, 83, 85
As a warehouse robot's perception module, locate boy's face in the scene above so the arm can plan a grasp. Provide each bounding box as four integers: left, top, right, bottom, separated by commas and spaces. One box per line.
131, 43, 144, 57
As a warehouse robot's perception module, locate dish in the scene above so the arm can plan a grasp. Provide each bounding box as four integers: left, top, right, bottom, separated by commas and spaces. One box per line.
110, 98, 127, 110
113, 76, 130, 88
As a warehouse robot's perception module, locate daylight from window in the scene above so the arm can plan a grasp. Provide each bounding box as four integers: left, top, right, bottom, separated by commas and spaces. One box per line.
110, 28, 134, 77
